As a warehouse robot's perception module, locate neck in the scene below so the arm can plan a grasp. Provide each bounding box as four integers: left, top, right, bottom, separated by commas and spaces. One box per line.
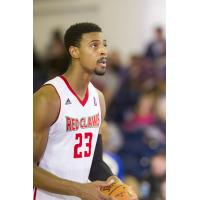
62, 63, 92, 99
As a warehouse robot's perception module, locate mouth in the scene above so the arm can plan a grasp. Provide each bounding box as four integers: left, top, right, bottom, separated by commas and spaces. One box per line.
97, 57, 107, 68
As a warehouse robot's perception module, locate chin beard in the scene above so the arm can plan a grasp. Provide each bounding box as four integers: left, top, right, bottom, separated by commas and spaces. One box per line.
94, 69, 106, 76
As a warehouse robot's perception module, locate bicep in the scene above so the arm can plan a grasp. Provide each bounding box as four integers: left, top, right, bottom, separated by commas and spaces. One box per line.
33, 129, 49, 164
33, 86, 60, 163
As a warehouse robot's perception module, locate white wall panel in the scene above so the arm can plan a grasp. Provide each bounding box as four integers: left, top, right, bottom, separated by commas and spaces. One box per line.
34, 0, 165, 60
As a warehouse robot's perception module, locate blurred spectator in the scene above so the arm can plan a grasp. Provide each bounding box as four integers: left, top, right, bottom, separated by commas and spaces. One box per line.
122, 91, 156, 132
33, 47, 47, 92
154, 95, 166, 135
126, 55, 143, 92
118, 91, 165, 180
101, 121, 125, 181
102, 121, 124, 153
103, 152, 125, 181
140, 180, 151, 200
92, 50, 126, 106
140, 58, 158, 92
143, 95, 166, 152
106, 55, 142, 123
145, 152, 166, 200
154, 55, 166, 94
107, 50, 128, 83
160, 178, 166, 200
145, 26, 166, 60
150, 152, 166, 177
45, 29, 67, 79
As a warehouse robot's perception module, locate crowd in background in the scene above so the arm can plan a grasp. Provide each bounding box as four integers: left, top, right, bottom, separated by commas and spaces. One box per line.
34, 26, 166, 200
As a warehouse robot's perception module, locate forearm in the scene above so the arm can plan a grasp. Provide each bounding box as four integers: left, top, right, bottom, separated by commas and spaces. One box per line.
33, 164, 82, 197
89, 134, 113, 181
89, 160, 113, 181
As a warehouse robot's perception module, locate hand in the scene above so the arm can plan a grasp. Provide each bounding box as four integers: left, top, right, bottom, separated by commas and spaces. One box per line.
106, 175, 119, 183
126, 185, 138, 200
77, 180, 116, 200
106, 176, 138, 200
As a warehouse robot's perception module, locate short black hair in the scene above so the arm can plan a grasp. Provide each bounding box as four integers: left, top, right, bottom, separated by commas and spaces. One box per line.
64, 22, 102, 66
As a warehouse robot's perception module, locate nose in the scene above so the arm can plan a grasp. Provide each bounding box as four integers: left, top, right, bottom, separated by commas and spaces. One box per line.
99, 45, 108, 56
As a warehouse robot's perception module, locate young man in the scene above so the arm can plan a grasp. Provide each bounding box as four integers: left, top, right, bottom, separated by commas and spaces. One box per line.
33, 22, 135, 200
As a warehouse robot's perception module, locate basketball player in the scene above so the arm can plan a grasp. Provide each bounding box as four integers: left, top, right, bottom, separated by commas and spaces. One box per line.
33, 22, 135, 200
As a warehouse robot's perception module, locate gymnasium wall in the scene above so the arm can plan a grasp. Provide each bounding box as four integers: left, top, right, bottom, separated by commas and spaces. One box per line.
33, 0, 165, 61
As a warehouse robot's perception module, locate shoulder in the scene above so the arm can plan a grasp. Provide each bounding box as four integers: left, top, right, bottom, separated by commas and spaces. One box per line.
34, 85, 61, 126
34, 84, 60, 106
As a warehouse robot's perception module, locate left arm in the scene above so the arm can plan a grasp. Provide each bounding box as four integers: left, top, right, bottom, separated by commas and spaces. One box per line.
89, 90, 114, 181
89, 129, 113, 181
90, 90, 138, 200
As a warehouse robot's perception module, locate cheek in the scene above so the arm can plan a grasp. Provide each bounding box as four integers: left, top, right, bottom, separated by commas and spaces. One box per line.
81, 52, 97, 65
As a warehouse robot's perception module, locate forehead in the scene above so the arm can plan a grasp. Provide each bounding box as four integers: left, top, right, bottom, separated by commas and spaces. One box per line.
80, 32, 105, 43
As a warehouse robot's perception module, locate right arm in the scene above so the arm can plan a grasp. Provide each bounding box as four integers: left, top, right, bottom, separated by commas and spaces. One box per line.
33, 85, 114, 200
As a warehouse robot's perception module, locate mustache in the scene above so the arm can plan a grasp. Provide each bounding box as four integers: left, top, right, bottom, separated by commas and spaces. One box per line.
97, 57, 107, 63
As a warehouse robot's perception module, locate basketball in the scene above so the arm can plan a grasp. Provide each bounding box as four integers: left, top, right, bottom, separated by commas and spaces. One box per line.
100, 177, 138, 200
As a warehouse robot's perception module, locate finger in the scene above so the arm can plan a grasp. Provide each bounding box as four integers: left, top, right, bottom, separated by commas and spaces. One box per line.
106, 175, 118, 182
95, 179, 114, 187
108, 196, 117, 200
106, 178, 116, 185
103, 194, 117, 200
98, 191, 112, 200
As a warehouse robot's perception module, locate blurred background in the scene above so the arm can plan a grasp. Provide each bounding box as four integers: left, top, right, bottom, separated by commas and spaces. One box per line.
33, 0, 166, 199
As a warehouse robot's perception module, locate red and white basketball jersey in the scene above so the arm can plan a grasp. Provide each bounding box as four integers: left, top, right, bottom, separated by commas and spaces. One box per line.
34, 75, 101, 200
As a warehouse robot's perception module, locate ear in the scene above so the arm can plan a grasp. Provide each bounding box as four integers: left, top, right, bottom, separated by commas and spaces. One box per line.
69, 46, 79, 59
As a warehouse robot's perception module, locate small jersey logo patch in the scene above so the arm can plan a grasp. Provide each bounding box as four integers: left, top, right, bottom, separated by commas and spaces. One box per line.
65, 98, 71, 105
93, 97, 97, 106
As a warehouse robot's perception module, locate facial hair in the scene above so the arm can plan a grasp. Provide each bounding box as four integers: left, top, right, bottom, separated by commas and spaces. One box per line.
94, 68, 106, 76
95, 57, 107, 75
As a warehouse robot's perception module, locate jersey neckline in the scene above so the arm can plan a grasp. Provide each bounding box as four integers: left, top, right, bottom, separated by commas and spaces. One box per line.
60, 75, 89, 106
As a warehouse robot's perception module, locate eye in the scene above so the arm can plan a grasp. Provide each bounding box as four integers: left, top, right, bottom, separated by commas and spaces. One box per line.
104, 43, 108, 47
90, 43, 98, 48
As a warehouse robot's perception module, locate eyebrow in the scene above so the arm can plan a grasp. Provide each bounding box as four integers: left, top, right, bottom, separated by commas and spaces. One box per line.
89, 40, 107, 44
